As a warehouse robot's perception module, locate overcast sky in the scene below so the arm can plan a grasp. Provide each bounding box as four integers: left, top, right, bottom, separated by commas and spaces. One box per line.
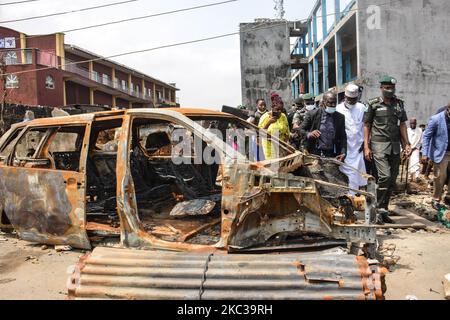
0, 0, 315, 109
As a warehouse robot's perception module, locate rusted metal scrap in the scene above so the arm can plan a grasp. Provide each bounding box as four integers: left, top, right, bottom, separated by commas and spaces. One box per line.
67, 247, 384, 300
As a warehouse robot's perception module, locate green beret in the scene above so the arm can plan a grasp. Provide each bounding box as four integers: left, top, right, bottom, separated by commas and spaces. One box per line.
380, 75, 397, 85
301, 93, 314, 101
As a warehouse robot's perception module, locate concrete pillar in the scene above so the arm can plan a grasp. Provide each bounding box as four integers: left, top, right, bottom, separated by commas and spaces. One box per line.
302, 36, 307, 57
112, 96, 117, 108
55, 33, 65, 69
89, 88, 95, 105
322, 0, 328, 39
19, 33, 26, 64
335, 31, 343, 86
153, 83, 157, 106
89, 61, 93, 81
323, 46, 329, 91
308, 22, 313, 56
313, 57, 319, 96
335, 0, 341, 23
128, 74, 132, 95
312, 14, 318, 49
129, 101, 133, 109
141, 78, 145, 98
309, 63, 314, 94
63, 80, 67, 106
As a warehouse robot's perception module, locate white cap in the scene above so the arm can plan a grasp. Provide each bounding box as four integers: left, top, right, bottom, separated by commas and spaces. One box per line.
345, 84, 359, 98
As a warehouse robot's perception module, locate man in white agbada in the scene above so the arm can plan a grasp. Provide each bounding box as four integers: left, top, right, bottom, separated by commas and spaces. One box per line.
337, 84, 367, 194
407, 118, 422, 182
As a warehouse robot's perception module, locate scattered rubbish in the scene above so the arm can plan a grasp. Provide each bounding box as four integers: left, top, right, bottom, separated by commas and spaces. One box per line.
378, 243, 400, 270
169, 199, 216, 217
429, 288, 440, 294
444, 274, 450, 300
55, 245, 72, 252
437, 207, 450, 228
0, 278, 16, 285
41, 245, 48, 250
405, 295, 418, 300
25, 255, 39, 264
0, 237, 8, 241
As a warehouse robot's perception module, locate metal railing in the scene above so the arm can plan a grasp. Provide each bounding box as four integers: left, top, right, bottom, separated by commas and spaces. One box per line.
63, 59, 158, 101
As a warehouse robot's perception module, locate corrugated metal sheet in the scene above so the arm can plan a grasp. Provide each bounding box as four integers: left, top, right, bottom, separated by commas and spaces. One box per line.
67, 247, 384, 300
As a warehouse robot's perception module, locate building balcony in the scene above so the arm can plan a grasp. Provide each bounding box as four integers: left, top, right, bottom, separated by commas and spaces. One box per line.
0, 48, 58, 68
64, 59, 152, 102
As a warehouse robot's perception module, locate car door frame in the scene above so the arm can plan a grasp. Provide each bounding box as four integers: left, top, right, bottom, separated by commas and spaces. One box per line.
0, 121, 92, 249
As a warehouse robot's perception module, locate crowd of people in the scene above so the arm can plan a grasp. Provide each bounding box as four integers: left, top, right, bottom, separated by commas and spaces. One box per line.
247, 75, 450, 224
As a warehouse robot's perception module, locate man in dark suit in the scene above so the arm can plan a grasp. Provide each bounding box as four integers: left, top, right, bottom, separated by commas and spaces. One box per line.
299, 91, 347, 161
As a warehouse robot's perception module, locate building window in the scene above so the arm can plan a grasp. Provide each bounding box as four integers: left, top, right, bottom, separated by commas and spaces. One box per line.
5, 51, 18, 65
5, 74, 19, 88
45, 76, 55, 89
148, 88, 152, 98
102, 74, 110, 85
91, 71, 99, 82
121, 79, 127, 90
136, 85, 140, 95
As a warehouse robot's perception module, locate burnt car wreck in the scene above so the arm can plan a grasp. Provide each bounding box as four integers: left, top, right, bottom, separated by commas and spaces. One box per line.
0, 108, 384, 300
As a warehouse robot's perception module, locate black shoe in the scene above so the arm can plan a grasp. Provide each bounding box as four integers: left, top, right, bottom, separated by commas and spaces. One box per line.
375, 215, 385, 225
382, 213, 394, 224
376, 209, 394, 225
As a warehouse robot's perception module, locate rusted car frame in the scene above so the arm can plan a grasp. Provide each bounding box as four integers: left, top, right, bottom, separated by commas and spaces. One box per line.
0, 109, 379, 254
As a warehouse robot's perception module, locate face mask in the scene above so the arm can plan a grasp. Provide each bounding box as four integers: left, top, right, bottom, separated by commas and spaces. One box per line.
382, 88, 396, 99
305, 104, 315, 111
325, 107, 336, 114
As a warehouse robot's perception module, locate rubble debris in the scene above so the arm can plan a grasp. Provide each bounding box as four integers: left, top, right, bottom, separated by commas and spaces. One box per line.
41, 245, 48, 250
25, 256, 39, 264
405, 295, 419, 300
55, 245, 72, 252
169, 199, 216, 217
445, 274, 450, 300
0, 237, 7, 241
378, 243, 400, 270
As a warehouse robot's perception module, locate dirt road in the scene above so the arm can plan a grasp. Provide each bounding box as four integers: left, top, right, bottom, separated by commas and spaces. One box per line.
382, 229, 450, 300
1, 227, 449, 300
0, 232, 81, 300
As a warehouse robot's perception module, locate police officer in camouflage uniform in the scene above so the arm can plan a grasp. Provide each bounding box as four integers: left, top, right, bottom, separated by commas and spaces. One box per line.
291, 93, 316, 150
363, 76, 412, 223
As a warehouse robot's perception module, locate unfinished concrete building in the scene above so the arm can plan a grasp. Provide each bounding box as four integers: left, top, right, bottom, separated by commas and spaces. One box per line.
240, 19, 306, 109
291, 0, 450, 123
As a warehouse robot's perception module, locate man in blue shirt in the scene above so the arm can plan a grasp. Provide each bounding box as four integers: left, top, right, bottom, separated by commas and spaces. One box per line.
422, 102, 450, 210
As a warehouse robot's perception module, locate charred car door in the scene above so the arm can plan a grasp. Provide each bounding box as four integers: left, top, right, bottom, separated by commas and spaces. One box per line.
0, 124, 92, 249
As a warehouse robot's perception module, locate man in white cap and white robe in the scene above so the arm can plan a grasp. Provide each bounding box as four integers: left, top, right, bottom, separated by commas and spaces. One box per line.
337, 84, 367, 193
407, 118, 422, 182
